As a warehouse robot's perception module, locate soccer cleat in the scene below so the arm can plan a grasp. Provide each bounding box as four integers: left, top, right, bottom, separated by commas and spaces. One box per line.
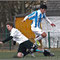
49, 53, 55, 56
43, 50, 55, 56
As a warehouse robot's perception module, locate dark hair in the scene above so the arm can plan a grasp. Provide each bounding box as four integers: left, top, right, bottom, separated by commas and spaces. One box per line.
6, 21, 14, 27
40, 4, 47, 9
33, 7, 40, 11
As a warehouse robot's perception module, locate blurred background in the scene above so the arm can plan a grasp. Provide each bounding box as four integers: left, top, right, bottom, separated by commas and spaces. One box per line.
0, 0, 60, 50
0, 0, 60, 59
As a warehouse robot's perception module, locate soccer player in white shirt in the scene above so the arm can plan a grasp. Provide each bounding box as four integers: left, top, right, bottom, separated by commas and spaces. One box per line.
0, 22, 54, 58
22, 4, 56, 46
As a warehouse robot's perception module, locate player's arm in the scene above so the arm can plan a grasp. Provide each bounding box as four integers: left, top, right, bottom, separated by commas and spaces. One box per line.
22, 11, 36, 22
45, 16, 56, 27
22, 16, 29, 22
0, 36, 13, 44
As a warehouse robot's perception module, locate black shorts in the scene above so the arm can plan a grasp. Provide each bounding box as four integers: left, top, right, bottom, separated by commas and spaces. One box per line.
18, 40, 34, 56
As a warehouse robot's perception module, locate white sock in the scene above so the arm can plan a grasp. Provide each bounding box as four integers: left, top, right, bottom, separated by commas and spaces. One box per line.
35, 35, 43, 41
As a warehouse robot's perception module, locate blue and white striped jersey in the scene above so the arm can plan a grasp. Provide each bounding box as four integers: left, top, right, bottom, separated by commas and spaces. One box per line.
24, 10, 52, 28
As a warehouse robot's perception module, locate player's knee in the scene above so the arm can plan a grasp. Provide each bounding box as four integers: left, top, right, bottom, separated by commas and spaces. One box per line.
17, 52, 23, 58
41, 32, 47, 38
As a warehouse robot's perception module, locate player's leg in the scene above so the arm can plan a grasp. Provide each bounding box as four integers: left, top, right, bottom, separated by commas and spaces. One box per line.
17, 40, 35, 58
31, 27, 47, 45
17, 42, 30, 58
34, 32, 47, 46
34, 31, 53, 56
31, 27, 54, 56
35, 31, 47, 41
21, 41, 55, 57
35, 48, 54, 56
31, 44, 55, 56
25, 40, 35, 57
17, 43, 25, 58
35, 34, 41, 46
35, 32, 47, 46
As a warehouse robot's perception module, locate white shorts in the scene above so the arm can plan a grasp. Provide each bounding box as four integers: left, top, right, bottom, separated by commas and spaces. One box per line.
31, 26, 44, 37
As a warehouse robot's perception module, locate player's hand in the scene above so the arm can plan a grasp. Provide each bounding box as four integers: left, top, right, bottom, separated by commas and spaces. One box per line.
22, 20, 25, 22
0, 42, 3, 44
51, 23, 56, 27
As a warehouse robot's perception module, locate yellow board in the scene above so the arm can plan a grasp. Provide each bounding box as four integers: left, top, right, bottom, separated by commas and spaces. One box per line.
15, 17, 35, 39
15, 17, 42, 47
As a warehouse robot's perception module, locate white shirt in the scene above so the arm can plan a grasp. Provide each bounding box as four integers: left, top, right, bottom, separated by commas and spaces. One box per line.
10, 28, 28, 44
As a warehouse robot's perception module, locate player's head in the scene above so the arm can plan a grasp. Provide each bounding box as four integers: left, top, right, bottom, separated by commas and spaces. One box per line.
40, 4, 47, 14
6, 21, 14, 31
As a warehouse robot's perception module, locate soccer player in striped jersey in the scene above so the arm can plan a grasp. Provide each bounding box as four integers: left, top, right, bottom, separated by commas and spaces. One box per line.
22, 4, 56, 46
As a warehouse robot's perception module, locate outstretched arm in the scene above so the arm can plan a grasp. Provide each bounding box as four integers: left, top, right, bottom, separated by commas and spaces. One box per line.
22, 11, 36, 22
45, 16, 56, 27
0, 36, 13, 44
45, 17, 52, 24
22, 16, 28, 22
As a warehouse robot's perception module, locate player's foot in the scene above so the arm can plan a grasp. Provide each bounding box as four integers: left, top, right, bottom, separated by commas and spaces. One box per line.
49, 53, 55, 56
43, 49, 55, 56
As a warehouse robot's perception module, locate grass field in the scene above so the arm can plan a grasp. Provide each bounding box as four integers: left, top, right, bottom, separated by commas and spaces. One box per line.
0, 49, 60, 60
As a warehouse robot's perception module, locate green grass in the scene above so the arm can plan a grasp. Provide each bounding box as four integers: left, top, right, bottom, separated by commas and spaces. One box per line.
0, 49, 60, 60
